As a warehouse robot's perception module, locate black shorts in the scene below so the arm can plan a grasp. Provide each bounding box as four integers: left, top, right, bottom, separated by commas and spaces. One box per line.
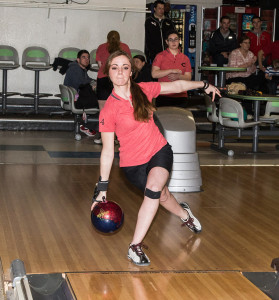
121, 143, 173, 192
96, 77, 113, 100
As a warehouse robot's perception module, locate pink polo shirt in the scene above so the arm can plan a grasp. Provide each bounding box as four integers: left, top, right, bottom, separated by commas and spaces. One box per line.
152, 49, 192, 97
96, 42, 131, 79
99, 82, 167, 167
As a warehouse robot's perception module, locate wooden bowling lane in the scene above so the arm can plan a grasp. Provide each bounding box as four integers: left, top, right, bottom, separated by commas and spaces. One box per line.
0, 165, 279, 275
67, 271, 270, 300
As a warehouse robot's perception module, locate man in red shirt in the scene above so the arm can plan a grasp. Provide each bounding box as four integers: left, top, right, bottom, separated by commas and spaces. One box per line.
246, 16, 271, 57
258, 40, 279, 72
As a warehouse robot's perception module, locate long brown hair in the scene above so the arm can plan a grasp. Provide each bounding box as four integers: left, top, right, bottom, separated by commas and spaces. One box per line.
104, 50, 156, 122
107, 31, 121, 54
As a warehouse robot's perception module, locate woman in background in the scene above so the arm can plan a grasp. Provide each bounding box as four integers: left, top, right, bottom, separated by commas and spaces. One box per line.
226, 35, 260, 115
95, 30, 131, 144
133, 55, 155, 83
151, 29, 192, 107
226, 35, 258, 89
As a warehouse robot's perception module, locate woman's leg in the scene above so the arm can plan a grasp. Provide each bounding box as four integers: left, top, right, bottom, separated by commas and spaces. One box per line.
159, 186, 188, 219
128, 166, 201, 266
130, 166, 169, 245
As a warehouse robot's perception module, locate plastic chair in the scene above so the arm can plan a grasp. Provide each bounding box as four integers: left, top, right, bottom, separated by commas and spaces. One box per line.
218, 97, 261, 156
52, 47, 81, 100
22, 46, 52, 114
204, 93, 219, 143
89, 49, 99, 72
130, 49, 146, 59
260, 101, 279, 124
0, 45, 20, 114
59, 85, 99, 140
52, 84, 72, 117
58, 47, 80, 61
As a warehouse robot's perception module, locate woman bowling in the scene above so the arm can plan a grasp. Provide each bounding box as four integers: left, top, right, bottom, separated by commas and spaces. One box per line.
91, 50, 221, 266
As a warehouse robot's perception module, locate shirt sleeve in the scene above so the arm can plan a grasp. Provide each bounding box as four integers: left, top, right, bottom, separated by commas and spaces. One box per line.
99, 101, 116, 132
152, 53, 163, 68
96, 45, 102, 62
139, 82, 161, 101
184, 55, 192, 73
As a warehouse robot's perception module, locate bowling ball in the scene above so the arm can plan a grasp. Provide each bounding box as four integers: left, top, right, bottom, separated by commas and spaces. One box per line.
91, 201, 124, 233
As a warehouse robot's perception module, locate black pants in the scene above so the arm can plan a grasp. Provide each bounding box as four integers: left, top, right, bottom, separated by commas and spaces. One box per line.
212, 54, 228, 67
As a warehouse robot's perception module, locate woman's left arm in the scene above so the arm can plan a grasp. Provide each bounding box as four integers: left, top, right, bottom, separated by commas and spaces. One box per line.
160, 81, 221, 101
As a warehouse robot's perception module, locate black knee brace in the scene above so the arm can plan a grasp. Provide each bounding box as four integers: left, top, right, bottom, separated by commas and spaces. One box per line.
144, 188, 161, 199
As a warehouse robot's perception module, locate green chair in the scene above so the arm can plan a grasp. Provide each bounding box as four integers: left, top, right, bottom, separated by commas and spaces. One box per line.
59, 85, 99, 141
58, 47, 80, 61
89, 49, 99, 72
204, 93, 219, 143
0, 45, 20, 114
52, 84, 72, 117
218, 97, 261, 156
53, 47, 80, 100
260, 101, 279, 124
130, 49, 146, 59
22, 46, 52, 114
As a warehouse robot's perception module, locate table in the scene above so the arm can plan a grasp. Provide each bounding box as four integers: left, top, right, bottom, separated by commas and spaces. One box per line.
198, 66, 246, 88
228, 93, 279, 153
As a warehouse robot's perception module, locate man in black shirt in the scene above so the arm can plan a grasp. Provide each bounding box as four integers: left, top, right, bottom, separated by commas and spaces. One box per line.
145, 0, 175, 63
209, 16, 237, 67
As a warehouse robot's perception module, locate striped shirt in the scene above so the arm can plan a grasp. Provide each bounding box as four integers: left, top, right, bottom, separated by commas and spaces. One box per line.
265, 66, 279, 77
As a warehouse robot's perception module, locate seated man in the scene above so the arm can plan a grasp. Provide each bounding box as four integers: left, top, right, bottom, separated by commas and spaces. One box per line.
64, 50, 98, 137
258, 40, 279, 72
132, 55, 155, 83
209, 16, 237, 67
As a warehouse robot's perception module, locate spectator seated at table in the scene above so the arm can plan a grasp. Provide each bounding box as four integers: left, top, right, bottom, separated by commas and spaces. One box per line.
208, 16, 237, 67
265, 59, 279, 95
226, 35, 261, 115
132, 55, 156, 83
226, 35, 259, 89
258, 40, 279, 72
258, 40, 279, 94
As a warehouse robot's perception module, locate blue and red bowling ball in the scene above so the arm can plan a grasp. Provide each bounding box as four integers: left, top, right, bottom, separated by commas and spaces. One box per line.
91, 201, 124, 233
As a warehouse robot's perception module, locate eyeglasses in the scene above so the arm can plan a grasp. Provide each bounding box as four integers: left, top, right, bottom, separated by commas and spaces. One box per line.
168, 38, 179, 42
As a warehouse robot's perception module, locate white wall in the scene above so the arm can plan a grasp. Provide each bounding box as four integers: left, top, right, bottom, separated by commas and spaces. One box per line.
0, 0, 146, 95
0, 0, 222, 96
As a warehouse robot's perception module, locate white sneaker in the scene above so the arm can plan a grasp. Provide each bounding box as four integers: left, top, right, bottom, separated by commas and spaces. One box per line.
180, 202, 202, 233
127, 243, 150, 266
94, 137, 102, 144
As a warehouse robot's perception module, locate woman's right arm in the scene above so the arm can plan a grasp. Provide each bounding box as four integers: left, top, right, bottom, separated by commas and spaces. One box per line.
91, 132, 115, 210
